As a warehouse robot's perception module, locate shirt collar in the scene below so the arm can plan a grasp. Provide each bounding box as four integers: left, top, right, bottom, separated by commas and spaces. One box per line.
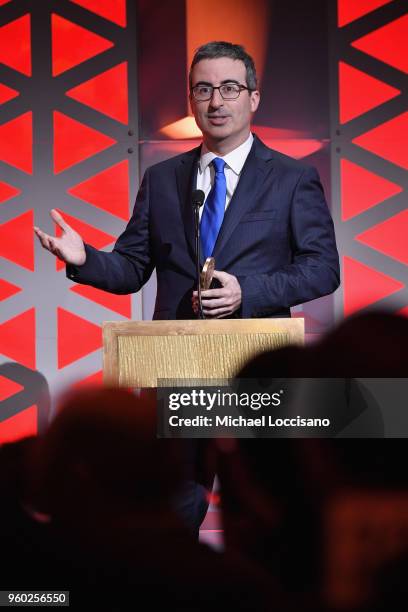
199, 132, 254, 175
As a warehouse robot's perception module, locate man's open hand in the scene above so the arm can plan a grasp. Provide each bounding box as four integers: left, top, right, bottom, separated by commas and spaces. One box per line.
192, 270, 242, 318
34, 209, 86, 266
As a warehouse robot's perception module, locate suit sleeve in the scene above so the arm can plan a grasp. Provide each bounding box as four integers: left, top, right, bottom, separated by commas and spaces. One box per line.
240, 166, 340, 317
66, 170, 154, 294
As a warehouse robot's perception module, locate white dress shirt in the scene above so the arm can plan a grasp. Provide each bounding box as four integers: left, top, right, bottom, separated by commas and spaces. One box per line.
196, 132, 254, 219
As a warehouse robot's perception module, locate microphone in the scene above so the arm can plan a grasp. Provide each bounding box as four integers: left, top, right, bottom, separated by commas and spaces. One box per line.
192, 189, 205, 210
192, 190, 205, 319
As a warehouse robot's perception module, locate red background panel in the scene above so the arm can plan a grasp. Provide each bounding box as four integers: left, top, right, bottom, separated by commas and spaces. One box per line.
356, 210, 408, 266
351, 15, 408, 74
53, 111, 116, 173
0, 14, 31, 76
339, 62, 400, 124
70, 284, 131, 318
67, 160, 130, 220
0, 0, 133, 444
0, 279, 22, 302
336, 0, 407, 322
0, 375, 23, 402
0, 308, 36, 369
0, 180, 21, 204
337, 0, 392, 27
0, 210, 34, 271
352, 112, 408, 170
66, 62, 128, 124
343, 257, 404, 317
0, 83, 19, 105
0, 405, 37, 444
57, 307, 102, 368
0, 112, 33, 174
340, 159, 402, 221
51, 14, 114, 76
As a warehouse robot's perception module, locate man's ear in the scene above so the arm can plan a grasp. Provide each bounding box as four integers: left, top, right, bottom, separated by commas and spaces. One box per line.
250, 90, 260, 113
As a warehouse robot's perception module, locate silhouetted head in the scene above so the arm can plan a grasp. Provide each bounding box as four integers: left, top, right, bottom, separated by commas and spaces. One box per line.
239, 311, 408, 378
36, 387, 185, 518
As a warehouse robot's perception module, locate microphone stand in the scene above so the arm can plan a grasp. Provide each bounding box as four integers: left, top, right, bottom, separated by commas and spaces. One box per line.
194, 203, 205, 319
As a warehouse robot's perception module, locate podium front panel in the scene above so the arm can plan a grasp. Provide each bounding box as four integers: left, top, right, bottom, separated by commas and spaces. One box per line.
103, 318, 304, 387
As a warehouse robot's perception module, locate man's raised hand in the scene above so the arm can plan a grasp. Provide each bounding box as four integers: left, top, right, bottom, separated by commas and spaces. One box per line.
34, 209, 86, 266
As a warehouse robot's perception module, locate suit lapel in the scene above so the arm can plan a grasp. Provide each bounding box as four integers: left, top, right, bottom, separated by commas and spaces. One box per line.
175, 146, 201, 262
212, 137, 274, 265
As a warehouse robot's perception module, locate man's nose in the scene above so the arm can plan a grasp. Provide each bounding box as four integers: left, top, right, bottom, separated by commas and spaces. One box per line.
209, 87, 224, 107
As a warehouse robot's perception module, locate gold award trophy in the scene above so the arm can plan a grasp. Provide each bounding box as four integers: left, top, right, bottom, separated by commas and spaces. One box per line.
200, 257, 215, 290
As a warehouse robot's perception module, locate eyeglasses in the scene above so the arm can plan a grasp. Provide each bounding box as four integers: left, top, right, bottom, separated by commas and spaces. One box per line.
191, 82, 253, 101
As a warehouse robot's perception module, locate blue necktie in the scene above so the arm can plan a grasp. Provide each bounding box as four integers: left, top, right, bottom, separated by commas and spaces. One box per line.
200, 158, 226, 260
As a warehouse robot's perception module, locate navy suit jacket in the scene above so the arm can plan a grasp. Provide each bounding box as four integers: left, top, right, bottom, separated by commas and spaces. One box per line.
67, 135, 340, 318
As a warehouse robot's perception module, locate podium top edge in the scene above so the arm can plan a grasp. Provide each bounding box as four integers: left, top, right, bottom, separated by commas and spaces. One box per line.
102, 318, 305, 335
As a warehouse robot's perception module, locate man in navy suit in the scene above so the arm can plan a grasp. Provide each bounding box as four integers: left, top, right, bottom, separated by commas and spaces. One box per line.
35, 41, 339, 319
35, 42, 340, 530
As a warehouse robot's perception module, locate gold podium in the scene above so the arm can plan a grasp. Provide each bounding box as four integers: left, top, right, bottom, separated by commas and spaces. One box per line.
103, 318, 304, 387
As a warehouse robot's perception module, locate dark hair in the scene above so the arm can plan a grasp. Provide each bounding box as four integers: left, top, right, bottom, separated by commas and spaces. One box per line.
189, 41, 258, 91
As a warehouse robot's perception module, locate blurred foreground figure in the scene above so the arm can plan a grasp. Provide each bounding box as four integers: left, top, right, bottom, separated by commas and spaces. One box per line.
36, 387, 184, 523
2, 387, 295, 611
239, 311, 408, 378
0, 436, 45, 588
215, 312, 408, 610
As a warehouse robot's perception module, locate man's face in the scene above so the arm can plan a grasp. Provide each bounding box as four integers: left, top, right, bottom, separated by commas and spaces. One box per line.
189, 57, 260, 151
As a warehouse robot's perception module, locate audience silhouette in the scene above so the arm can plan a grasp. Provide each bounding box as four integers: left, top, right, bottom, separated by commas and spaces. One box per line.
1, 312, 408, 610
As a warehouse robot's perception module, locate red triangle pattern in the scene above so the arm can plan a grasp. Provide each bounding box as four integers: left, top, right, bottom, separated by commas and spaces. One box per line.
339, 62, 400, 124
0, 14, 31, 76
73, 369, 103, 388
67, 160, 129, 220
343, 256, 404, 316
0, 308, 36, 368
0, 111, 33, 174
356, 210, 408, 265
338, 0, 392, 27
66, 62, 128, 124
0, 375, 23, 401
0, 1, 12, 5
0, 405, 37, 444
0, 180, 21, 204
51, 14, 114, 76
57, 307, 102, 368
341, 159, 402, 221
0, 210, 34, 271
54, 210, 115, 270
70, 284, 131, 317
53, 111, 116, 174
352, 15, 408, 74
69, 0, 127, 27
0, 278, 22, 301
353, 112, 408, 170
0, 83, 19, 105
